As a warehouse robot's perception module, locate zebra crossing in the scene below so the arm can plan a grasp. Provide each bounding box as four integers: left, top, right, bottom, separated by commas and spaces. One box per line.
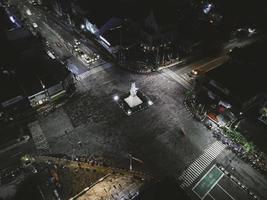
28, 121, 50, 154
161, 68, 192, 89
178, 141, 226, 189
77, 62, 113, 80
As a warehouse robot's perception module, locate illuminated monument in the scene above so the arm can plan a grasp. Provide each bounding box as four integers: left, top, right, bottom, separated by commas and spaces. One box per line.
113, 82, 153, 116
124, 83, 143, 108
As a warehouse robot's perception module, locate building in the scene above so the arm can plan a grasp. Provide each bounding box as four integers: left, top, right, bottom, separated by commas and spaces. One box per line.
17, 47, 74, 109
0, 31, 74, 118
122, 9, 180, 69
0, 66, 31, 115
70, 173, 152, 200
194, 42, 267, 116
70, 0, 218, 71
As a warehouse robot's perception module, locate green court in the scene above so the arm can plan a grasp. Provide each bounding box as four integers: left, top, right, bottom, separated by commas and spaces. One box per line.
193, 165, 224, 199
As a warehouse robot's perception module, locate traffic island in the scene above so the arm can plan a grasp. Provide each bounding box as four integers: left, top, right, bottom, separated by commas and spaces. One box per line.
113, 83, 153, 116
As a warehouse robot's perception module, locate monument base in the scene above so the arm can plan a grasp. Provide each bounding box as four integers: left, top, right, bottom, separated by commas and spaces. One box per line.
124, 95, 143, 108
114, 91, 153, 116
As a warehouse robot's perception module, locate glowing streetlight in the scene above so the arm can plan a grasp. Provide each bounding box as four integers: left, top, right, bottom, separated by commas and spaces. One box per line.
148, 100, 153, 106
113, 95, 119, 101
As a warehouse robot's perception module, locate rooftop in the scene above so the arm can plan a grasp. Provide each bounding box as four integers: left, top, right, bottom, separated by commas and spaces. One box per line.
0, 32, 70, 98
0, 69, 22, 104
73, 173, 146, 200
16, 47, 69, 96
204, 42, 267, 103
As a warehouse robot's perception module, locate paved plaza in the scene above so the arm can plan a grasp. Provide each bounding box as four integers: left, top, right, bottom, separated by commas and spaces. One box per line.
29, 64, 267, 199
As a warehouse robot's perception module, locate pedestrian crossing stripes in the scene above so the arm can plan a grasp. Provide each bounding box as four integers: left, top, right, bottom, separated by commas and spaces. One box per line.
162, 69, 191, 89
28, 121, 50, 154
180, 73, 193, 83
77, 62, 113, 80
178, 141, 226, 189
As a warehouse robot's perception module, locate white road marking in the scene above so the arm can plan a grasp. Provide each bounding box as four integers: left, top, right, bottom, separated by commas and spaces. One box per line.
161, 68, 191, 89
179, 142, 226, 188
207, 193, 216, 200
78, 62, 113, 80
217, 184, 236, 200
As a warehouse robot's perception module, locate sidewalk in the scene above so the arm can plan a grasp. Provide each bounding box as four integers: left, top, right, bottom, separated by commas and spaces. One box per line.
218, 151, 267, 199
0, 140, 28, 154
184, 93, 267, 175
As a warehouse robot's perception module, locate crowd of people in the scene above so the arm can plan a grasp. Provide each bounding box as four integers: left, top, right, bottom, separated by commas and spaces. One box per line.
184, 92, 267, 176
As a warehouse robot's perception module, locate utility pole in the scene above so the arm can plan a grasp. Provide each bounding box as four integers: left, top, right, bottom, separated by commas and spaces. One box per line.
119, 26, 122, 64
156, 47, 159, 67
129, 153, 143, 171
129, 154, 132, 171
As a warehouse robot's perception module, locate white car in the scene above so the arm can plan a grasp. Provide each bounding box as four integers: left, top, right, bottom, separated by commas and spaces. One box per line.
47, 51, 56, 59
16, 135, 30, 142
32, 22, 38, 28
74, 39, 81, 45
26, 9, 32, 16
74, 45, 79, 52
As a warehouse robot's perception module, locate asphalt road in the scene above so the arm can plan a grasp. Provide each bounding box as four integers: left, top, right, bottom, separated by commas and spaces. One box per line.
28, 59, 267, 199
0, 139, 36, 170
3, 1, 266, 199
207, 175, 251, 200
7, 0, 109, 73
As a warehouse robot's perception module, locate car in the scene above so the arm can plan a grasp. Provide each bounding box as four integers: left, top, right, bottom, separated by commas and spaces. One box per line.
32, 22, 38, 28
16, 135, 30, 142
74, 39, 81, 45
23, 135, 30, 141
77, 49, 83, 55
219, 166, 225, 171
81, 54, 92, 63
85, 58, 91, 64
47, 51, 56, 59
191, 69, 198, 75
74, 45, 79, 51
32, 168, 37, 174
26, 9, 32, 16
243, 186, 248, 191
28, 165, 38, 174
180, 127, 186, 136
204, 121, 213, 129
188, 69, 200, 78
234, 28, 248, 39
230, 175, 237, 182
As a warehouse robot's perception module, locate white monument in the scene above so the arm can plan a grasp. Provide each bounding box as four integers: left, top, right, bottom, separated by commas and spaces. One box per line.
124, 83, 143, 108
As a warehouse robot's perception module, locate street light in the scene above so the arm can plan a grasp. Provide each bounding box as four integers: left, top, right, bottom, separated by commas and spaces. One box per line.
80, 24, 85, 29
148, 100, 153, 106
113, 95, 119, 101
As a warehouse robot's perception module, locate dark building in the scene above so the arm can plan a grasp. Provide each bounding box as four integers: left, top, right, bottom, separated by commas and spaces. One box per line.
0, 66, 30, 114
194, 42, 267, 116
16, 47, 74, 109
69, 0, 221, 71
121, 9, 181, 68
0, 30, 74, 118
